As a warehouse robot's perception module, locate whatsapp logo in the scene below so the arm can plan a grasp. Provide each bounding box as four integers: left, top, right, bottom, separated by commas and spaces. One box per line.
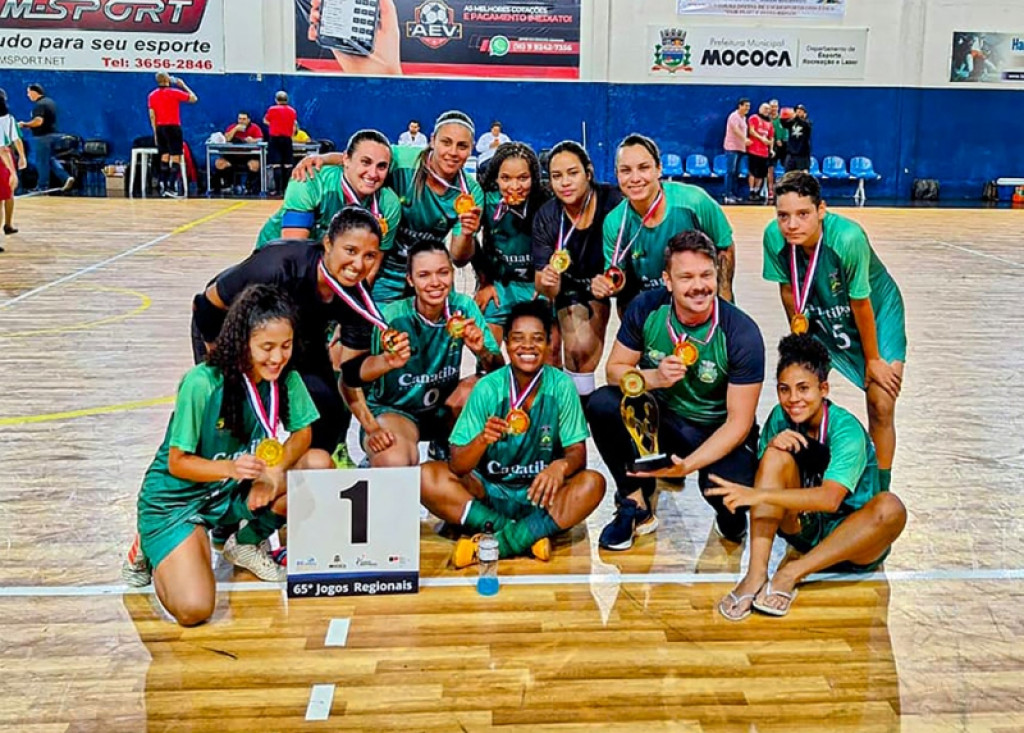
489, 35, 510, 57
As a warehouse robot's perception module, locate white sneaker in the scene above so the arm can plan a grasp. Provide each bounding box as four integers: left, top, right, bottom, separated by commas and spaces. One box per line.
121, 550, 152, 587
222, 534, 286, 582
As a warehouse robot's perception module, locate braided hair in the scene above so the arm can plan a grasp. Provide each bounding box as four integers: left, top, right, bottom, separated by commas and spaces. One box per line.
207, 284, 299, 443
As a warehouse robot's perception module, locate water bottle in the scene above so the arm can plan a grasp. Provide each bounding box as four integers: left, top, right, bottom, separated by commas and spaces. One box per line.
476, 522, 499, 596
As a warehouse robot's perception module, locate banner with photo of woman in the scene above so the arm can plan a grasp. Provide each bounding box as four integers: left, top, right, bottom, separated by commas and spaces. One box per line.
951, 32, 1024, 84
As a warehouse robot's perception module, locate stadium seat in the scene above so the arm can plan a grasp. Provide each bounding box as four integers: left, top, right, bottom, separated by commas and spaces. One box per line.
810, 156, 822, 177
712, 154, 729, 178
775, 159, 786, 178
685, 154, 713, 178
822, 155, 852, 179
661, 153, 684, 180
850, 156, 882, 203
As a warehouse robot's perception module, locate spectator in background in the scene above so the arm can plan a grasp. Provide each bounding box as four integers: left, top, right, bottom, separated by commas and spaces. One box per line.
264, 91, 298, 196
398, 119, 427, 148
214, 111, 263, 195
19, 83, 74, 193
747, 102, 774, 202
475, 120, 510, 180
0, 88, 27, 244
722, 98, 750, 205
768, 99, 787, 201
782, 104, 812, 173
147, 73, 198, 197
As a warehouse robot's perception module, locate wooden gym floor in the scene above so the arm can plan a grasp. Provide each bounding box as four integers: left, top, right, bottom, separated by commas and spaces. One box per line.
1, 198, 1022, 731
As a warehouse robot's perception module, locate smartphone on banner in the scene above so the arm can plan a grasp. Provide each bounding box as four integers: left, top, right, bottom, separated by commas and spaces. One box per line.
317, 0, 379, 56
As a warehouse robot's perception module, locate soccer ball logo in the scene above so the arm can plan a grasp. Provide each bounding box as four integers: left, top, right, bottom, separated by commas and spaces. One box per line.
419, 1, 449, 25
407, 0, 462, 49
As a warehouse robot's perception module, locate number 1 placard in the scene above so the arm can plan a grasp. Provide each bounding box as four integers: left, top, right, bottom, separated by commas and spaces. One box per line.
286, 468, 420, 598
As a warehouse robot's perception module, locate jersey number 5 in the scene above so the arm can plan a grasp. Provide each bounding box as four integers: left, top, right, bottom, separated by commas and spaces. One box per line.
831, 323, 852, 350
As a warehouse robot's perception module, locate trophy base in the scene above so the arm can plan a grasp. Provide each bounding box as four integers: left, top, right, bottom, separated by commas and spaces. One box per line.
629, 453, 674, 473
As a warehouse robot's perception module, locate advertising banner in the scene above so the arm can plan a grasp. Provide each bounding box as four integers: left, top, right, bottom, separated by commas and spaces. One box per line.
951, 31, 1024, 84
0, 0, 224, 73
295, 0, 581, 79
676, 0, 846, 18
649, 25, 866, 80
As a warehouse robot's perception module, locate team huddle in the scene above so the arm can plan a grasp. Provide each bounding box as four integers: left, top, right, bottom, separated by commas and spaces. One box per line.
123, 110, 908, 627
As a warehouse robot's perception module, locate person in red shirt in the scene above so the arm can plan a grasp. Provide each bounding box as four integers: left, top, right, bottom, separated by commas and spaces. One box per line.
147, 72, 198, 198
747, 102, 774, 202
214, 111, 263, 195
263, 91, 299, 196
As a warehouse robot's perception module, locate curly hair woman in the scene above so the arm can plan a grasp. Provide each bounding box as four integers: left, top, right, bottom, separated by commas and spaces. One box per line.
126, 284, 333, 626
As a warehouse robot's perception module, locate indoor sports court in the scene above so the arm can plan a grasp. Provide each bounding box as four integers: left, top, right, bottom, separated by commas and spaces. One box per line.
2, 0, 1023, 731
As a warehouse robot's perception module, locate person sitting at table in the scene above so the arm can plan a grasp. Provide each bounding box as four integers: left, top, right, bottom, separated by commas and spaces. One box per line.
214, 111, 263, 195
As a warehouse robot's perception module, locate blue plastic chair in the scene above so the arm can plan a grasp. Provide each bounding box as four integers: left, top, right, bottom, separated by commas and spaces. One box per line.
712, 154, 729, 178
809, 156, 822, 177
685, 154, 712, 178
774, 159, 786, 178
850, 156, 881, 203
822, 156, 851, 179
661, 153, 684, 180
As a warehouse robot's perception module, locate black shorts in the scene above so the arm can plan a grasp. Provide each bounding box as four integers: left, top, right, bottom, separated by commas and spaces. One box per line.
219, 153, 259, 168
785, 155, 810, 172
267, 136, 294, 166
155, 125, 183, 157
791, 439, 832, 487
748, 154, 770, 179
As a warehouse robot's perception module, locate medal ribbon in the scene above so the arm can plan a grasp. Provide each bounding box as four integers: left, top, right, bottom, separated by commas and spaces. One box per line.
611, 187, 665, 267
666, 298, 720, 348
425, 156, 469, 195
789, 231, 823, 316
243, 374, 279, 440
817, 400, 830, 443
340, 173, 381, 220
318, 259, 388, 332
508, 368, 543, 412
493, 198, 527, 222
414, 297, 454, 329
556, 189, 593, 253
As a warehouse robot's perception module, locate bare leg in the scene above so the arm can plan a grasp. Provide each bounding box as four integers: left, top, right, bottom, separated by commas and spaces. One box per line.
420, 460, 485, 523
759, 492, 907, 612
445, 375, 479, 419
545, 469, 606, 529
3, 198, 13, 228
363, 413, 420, 467
866, 361, 903, 470
152, 526, 216, 627
559, 301, 610, 374
487, 324, 503, 348
548, 320, 563, 368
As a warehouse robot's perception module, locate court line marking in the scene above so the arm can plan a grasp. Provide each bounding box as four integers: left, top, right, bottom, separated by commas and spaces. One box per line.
305, 684, 335, 722
0, 201, 248, 310
935, 240, 1024, 269
325, 618, 351, 647
3, 567, 1024, 598
0, 285, 152, 339
0, 395, 174, 427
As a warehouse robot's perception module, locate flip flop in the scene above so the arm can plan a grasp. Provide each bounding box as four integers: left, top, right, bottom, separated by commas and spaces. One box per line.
752, 580, 798, 617
717, 588, 759, 622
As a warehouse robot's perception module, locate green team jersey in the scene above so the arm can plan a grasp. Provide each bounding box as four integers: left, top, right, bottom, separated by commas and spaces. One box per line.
482, 190, 534, 284
377, 145, 484, 302
255, 165, 401, 252
762, 211, 906, 388
618, 290, 764, 426
773, 117, 789, 143
759, 401, 880, 514
366, 291, 500, 415
603, 182, 733, 293
450, 365, 589, 488
138, 365, 319, 515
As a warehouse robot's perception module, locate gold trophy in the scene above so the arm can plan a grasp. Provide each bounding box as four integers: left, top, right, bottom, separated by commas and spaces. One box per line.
619, 370, 672, 473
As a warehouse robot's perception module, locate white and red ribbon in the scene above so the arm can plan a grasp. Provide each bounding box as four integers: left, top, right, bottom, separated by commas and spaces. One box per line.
789, 231, 823, 317
243, 374, 279, 440
318, 259, 388, 332
556, 189, 593, 254
340, 173, 382, 220
666, 297, 720, 348
508, 367, 543, 412
611, 187, 665, 268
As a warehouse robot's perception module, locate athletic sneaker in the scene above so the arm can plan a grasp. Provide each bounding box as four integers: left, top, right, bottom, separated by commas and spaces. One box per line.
61, 176, 76, 192
427, 440, 450, 462
222, 534, 287, 582
452, 535, 550, 569
713, 510, 747, 544
332, 443, 356, 469
121, 551, 152, 587
598, 496, 658, 551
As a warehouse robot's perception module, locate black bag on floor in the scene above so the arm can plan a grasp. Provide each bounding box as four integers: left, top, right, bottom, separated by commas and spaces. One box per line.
982, 180, 999, 202
912, 179, 940, 201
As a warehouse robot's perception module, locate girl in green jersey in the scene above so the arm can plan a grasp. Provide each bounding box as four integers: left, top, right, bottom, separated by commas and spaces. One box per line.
126, 286, 333, 626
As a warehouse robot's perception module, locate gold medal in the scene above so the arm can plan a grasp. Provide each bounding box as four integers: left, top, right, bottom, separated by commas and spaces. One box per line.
446, 314, 466, 339
376, 215, 389, 237
675, 340, 699, 366
255, 438, 284, 468
550, 249, 571, 273
506, 408, 530, 435
382, 328, 402, 353
504, 192, 524, 206
790, 313, 809, 335
605, 266, 626, 291
454, 193, 476, 215
620, 369, 646, 398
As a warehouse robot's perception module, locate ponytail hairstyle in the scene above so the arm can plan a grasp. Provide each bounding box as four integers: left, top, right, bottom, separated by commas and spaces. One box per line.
414, 109, 475, 197
207, 284, 299, 444
480, 141, 550, 216
776, 333, 831, 383
615, 133, 662, 168
344, 128, 391, 156
325, 204, 382, 247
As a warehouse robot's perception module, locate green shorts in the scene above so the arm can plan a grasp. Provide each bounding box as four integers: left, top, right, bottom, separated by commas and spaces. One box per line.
362, 406, 451, 445
831, 296, 907, 391
473, 473, 534, 520
139, 489, 255, 570
779, 511, 890, 573
484, 281, 537, 326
